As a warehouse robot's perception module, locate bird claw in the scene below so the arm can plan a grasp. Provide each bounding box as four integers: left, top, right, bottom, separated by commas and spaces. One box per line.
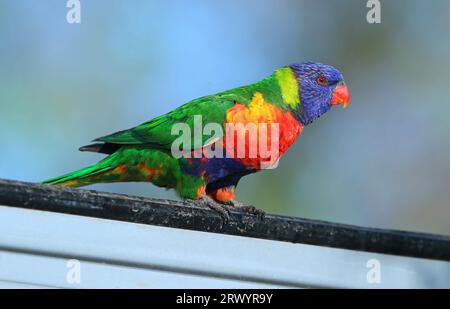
223, 200, 265, 220
183, 197, 265, 224
185, 196, 230, 226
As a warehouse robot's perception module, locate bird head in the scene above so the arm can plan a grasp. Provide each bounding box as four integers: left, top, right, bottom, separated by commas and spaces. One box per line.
290, 62, 350, 126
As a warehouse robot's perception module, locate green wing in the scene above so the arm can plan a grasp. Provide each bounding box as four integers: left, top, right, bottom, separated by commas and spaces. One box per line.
94, 92, 246, 150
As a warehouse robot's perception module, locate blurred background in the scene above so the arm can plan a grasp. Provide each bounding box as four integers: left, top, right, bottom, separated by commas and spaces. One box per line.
1, 0, 449, 235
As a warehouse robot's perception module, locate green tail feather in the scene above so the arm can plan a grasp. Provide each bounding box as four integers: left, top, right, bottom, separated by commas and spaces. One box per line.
42, 160, 114, 187
42, 146, 189, 191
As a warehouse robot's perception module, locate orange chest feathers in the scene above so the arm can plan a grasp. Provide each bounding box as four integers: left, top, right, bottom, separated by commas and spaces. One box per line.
224, 92, 303, 169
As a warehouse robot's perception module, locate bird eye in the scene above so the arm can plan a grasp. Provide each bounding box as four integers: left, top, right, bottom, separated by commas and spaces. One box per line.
316, 75, 328, 86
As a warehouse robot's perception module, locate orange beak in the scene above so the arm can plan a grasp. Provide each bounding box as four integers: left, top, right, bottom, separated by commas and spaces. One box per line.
330, 82, 350, 109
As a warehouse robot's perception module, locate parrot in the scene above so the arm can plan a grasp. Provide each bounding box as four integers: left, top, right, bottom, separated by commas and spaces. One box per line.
43, 62, 350, 221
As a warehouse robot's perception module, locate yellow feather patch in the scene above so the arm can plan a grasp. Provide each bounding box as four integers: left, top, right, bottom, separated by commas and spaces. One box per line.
226, 92, 280, 124
275, 67, 300, 109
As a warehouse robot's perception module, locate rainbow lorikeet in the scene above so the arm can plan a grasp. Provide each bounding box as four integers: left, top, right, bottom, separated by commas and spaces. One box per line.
43, 62, 350, 220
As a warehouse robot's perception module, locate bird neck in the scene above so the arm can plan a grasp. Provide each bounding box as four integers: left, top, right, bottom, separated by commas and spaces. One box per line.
274, 67, 301, 110
241, 67, 306, 125
274, 66, 314, 125
248, 67, 300, 109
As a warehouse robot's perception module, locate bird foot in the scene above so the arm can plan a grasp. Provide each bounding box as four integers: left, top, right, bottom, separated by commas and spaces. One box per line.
184, 197, 265, 224
222, 200, 265, 220
185, 196, 230, 225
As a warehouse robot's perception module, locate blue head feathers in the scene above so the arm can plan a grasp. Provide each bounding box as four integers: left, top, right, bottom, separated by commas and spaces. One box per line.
290, 62, 347, 125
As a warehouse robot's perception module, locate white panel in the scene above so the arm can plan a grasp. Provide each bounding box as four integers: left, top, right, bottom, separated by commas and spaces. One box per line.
0, 251, 284, 288
0, 206, 449, 288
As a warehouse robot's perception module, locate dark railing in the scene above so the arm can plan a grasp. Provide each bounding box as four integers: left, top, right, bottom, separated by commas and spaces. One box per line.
0, 178, 449, 261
